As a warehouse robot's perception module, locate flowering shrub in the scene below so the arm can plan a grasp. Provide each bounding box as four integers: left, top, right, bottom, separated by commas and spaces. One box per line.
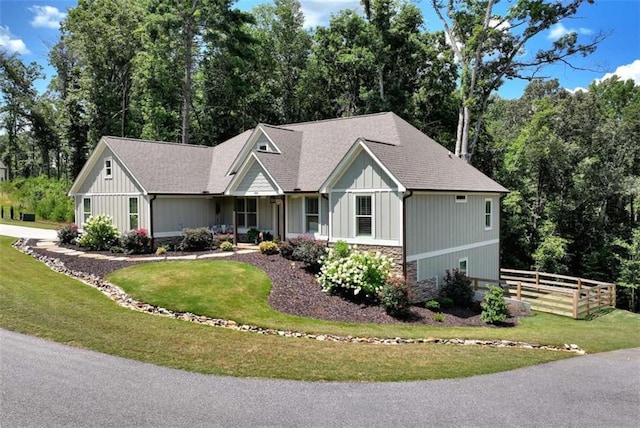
155, 246, 167, 256
180, 227, 213, 251
77, 215, 120, 251
379, 276, 411, 317
317, 248, 393, 300
122, 228, 151, 255
259, 240, 279, 255
440, 268, 474, 307
220, 241, 234, 252
481, 286, 511, 324
57, 223, 79, 245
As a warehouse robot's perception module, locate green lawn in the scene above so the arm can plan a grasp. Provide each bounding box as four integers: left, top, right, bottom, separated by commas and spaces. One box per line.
2, 235, 639, 381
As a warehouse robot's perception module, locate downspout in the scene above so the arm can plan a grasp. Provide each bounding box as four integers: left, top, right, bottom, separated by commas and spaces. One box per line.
402, 190, 413, 279
321, 193, 329, 247
149, 194, 156, 248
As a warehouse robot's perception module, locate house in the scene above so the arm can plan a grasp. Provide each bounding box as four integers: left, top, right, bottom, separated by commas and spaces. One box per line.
68, 112, 507, 291
0, 160, 7, 182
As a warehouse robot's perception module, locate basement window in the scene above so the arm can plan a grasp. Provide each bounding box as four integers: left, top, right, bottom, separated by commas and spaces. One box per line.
455, 195, 467, 203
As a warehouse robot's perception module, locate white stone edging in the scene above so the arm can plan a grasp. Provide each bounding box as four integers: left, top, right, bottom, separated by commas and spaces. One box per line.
14, 239, 585, 354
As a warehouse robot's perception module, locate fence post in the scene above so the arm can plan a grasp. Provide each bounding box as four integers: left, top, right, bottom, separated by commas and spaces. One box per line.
535, 271, 539, 290
597, 286, 602, 310
517, 282, 522, 300
612, 285, 616, 308
573, 290, 579, 319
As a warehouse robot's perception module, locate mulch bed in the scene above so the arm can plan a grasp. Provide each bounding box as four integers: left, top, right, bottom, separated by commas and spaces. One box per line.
28, 241, 518, 327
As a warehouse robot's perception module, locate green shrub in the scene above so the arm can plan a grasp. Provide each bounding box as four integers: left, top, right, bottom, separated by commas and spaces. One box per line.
220, 241, 234, 252
246, 227, 260, 243
180, 227, 213, 251
436, 296, 454, 308
110, 246, 124, 254
259, 241, 279, 255
425, 299, 441, 311
440, 268, 474, 307
77, 215, 120, 251
121, 228, 152, 255
7, 176, 74, 222
433, 312, 445, 323
318, 248, 393, 300
379, 276, 411, 317
292, 238, 327, 273
481, 286, 511, 324
155, 246, 167, 256
332, 240, 351, 258
57, 223, 79, 245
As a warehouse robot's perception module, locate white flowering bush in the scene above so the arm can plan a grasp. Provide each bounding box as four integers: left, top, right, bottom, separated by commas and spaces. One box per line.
317, 247, 393, 300
77, 214, 120, 251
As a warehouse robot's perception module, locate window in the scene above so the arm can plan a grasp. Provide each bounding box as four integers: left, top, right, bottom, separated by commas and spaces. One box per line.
236, 197, 257, 229
105, 158, 112, 178
305, 197, 319, 233
257, 143, 268, 151
485, 198, 493, 230
455, 195, 467, 203
82, 198, 91, 223
459, 258, 468, 276
129, 197, 139, 230
355, 195, 372, 236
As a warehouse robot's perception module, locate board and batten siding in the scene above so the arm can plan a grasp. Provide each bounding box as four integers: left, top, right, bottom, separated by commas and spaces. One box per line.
235, 160, 278, 194
77, 147, 140, 194
285, 195, 329, 237
77, 194, 149, 235
153, 197, 216, 236
406, 193, 501, 284
328, 150, 401, 244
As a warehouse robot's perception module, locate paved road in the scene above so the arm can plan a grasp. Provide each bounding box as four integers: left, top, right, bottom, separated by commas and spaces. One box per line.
0, 224, 57, 240
1, 329, 638, 427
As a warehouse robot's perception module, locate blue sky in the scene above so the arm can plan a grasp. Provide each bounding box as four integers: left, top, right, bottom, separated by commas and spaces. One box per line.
1, 0, 638, 98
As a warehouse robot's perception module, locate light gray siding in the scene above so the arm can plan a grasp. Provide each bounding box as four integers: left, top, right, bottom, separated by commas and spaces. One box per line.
77, 194, 149, 235
77, 147, 141, 194
153, 197, 216, 235
415, 243, 500, 286
257, 197, 273, 231
235, 160, 278, 194
406, 194, 500, 256
320, 196, 329, 236
330, 191, 400, 241
333, 150, 395, 190
287, 196, 303, 234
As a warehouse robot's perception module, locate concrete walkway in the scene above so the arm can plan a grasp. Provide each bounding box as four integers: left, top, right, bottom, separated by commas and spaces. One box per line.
0, 224, 57, 240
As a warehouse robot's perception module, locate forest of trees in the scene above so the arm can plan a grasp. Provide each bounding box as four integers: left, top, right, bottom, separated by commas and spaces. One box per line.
0, 0, 638, 309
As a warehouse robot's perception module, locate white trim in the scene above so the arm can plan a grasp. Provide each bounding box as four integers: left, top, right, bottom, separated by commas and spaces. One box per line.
82, 197, 92, 224
328, 192, 333, 241
104, 157, 113, 179
459, 257, 469, 276
320, 139, 405, 193
406, 239, 499, 262
80, 192, 143, 197
235, 196, 259, 229
455, 194, 467, 203
329, 237, 400, 247
224, 152, 283, 196
128, 196, 139, 230
227, 124, 283, 175
331, 188, 393, 193
303, 196, 320, 234
484, 198, 493, 230
354, 193, 374, 238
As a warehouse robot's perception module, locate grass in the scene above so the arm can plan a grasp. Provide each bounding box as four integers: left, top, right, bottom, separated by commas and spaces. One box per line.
2, 236, 639, 381
0, 217, 63, 230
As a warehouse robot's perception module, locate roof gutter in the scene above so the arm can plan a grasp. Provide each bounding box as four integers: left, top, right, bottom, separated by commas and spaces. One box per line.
402, 189, 413, 279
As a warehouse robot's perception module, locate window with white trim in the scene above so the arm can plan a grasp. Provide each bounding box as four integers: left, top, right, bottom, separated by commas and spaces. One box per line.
355, 195, 372, 237
485, 198, 493, 230
82, 198, 91, 223
459, 257, 468, 276
104, 158, 112, 178
305, 196, 319, 233
129, 197, 139, 230
455, 194, 467, 203
236, 197, 257, 229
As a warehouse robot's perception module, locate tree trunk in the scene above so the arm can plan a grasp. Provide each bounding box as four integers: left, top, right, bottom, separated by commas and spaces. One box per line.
182, 8, 194, 145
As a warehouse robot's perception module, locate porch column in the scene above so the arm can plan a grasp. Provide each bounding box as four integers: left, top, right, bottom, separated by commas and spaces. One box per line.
232, 196, 237, 246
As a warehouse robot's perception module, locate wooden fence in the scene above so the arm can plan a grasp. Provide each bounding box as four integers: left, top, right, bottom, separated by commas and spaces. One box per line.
496, 269, 616, 319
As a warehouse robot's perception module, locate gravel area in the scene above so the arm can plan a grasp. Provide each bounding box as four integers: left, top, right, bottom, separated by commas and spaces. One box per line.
28, 241, 518, 327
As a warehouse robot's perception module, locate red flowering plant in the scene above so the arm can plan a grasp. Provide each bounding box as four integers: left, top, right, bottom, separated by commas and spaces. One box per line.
122, 228, 152, 255
378, 276, 412, 318
57, 223, 79, 245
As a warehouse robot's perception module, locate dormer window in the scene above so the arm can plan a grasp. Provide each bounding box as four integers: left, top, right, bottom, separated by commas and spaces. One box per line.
104, 158, 112, 179
257, 143, 269, 152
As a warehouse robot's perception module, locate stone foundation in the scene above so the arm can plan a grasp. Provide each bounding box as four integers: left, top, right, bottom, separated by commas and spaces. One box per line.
337, 243, 404, 276
406, 260, 438, 303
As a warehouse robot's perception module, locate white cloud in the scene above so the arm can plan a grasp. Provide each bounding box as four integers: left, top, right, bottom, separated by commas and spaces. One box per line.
29, 5, 66, 29
300, 0, 361, 28
547, 22, 593, 40
598, 59, 640, 84
0, 26, 30, 54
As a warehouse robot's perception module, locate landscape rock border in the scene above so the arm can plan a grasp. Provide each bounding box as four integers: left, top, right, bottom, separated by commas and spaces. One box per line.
14, 238, 585, 354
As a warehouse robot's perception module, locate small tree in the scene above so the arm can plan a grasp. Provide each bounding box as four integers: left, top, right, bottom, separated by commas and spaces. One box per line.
614, 229, 640, 313
481, 286, 511, 324
440, 268, 474, 307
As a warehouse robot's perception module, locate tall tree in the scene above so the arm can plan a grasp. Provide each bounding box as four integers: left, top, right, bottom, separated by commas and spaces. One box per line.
429, 0, 604, 162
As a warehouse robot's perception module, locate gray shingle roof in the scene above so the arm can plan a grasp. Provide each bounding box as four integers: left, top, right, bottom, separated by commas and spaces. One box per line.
98, 112, 507, 195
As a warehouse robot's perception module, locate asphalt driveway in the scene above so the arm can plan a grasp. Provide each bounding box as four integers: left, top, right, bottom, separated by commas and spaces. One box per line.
1, 329, 638, 427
